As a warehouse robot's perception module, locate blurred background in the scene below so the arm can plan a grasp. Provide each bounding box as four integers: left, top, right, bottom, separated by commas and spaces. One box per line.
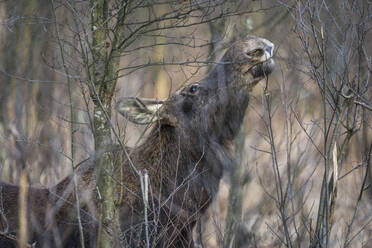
0, 0, 371, 247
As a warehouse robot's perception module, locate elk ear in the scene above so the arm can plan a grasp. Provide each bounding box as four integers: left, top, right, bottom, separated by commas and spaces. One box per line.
116, 97, 164, 125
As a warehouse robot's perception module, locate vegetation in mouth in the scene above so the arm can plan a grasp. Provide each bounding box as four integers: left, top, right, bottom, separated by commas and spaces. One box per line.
249, 59, 275, 78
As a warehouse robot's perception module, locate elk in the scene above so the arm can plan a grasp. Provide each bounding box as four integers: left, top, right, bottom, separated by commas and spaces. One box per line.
0, 35, 274, 247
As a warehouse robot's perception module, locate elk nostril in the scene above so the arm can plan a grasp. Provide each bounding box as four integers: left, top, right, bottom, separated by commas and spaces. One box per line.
246, 48, 264, 57
265, 46, 273, 57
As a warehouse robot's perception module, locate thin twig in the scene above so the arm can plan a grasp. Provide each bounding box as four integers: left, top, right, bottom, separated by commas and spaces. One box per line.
50, 1, 85, 247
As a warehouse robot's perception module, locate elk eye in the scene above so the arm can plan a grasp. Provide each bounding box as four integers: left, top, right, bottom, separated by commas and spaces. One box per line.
247, 48, 264, 57
189, 84, 199, 94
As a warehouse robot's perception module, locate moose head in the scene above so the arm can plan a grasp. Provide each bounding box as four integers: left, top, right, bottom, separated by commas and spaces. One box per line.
117, 35, 274, 144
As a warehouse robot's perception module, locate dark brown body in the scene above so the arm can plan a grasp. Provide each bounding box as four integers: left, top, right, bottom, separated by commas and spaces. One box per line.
0, 165, 97, 248
0, 35, 274, 247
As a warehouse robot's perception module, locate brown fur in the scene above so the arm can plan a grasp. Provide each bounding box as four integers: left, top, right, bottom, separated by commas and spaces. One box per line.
0, 35, 275, 247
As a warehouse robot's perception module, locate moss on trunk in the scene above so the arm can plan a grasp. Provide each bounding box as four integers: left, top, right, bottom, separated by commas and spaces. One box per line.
90, 0, 123, 247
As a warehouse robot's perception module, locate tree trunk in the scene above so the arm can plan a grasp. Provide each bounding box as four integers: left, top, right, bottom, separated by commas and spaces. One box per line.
91, 0, 122, 247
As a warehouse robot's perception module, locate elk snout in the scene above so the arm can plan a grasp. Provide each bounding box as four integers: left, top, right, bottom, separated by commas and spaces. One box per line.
245, 39, 275, 79
245, 38, 274, 61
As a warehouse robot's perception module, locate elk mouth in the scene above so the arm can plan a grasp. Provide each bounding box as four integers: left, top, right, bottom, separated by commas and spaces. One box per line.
247, 58, 275, 79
